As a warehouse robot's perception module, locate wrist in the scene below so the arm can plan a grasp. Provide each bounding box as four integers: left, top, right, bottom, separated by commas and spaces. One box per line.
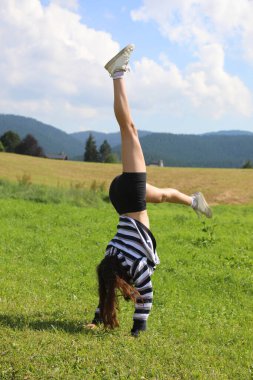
132, 319, 147, 331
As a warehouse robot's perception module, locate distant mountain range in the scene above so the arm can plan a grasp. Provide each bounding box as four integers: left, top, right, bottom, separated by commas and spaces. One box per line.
70, 130, 152, 148
131, 133, 253, 168
1, 114, 253, 167
202, 130, 253, 136
0, 114, 83, 159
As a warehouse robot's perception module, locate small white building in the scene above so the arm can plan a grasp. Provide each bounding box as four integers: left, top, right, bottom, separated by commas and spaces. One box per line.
148, 160, 164, 167
45, 152, 68, 160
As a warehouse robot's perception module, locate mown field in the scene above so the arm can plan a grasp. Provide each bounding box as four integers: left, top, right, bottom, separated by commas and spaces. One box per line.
1, 152, 253, 205
0, 153, 253, 379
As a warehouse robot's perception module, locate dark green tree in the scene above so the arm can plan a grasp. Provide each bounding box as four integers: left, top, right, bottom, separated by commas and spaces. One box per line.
242, 160, 253, 169
0, 130, 21, 152
0, 141, 4, 152
84, 134, 99, 162
15, 134, 44, 157
99, 140, 112, 162
104, 152, 119, 163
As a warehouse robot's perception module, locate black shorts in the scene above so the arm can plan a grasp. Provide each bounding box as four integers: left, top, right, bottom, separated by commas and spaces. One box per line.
109, 172, 146, 215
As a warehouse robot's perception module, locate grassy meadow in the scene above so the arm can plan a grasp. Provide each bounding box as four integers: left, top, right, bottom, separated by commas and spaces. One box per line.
1, 152, 253, 205
0, 152, 253, 379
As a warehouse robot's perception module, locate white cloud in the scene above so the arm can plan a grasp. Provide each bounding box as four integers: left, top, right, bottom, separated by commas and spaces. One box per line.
127, 44, 252, 119
131, 0, 253, 62
185, 44, 252, 118
128, 57, 186, 113
0, 0, 252, 134
130, 0, 253, 119
52, 0, 79, 11
0, 0, 119, 131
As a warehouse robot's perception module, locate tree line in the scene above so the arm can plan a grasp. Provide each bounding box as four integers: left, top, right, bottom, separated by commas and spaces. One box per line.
0, 131, 44, 157
84, 133, 118, 163
0, 130, 119, 163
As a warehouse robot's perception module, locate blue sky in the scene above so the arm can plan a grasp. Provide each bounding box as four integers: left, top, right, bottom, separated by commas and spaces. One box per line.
1, 0, 253, 134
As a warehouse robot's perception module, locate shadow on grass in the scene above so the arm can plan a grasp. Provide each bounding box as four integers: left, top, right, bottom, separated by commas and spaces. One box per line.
0, 313, 110, 336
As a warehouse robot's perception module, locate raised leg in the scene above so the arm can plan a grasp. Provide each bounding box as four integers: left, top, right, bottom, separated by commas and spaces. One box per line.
113, 78, 149, 227
107, 45, 212, 221
113, 79, 146, 173
146, 183, 192, 205
146, 183, 212, 218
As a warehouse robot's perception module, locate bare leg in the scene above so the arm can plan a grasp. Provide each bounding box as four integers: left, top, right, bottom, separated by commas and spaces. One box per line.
113, 78, 149, 228
113, 79, 146, 173
146, 183, 192, 206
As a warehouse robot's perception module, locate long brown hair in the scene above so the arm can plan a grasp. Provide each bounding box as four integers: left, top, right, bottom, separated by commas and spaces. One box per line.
97, 255, 140, 329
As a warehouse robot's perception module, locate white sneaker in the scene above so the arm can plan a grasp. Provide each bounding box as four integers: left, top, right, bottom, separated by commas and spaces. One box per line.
192, 192, 212, 218
104, 44, 135, 76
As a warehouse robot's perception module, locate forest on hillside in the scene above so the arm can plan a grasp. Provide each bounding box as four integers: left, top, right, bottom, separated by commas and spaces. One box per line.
1, 114, 253, 167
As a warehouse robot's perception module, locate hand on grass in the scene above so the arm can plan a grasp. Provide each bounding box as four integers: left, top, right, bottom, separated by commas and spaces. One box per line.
131, 329, 140, 338
85, 323, 97, 330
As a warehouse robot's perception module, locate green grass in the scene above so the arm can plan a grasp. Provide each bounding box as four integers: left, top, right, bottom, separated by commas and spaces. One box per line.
0, 193, 253, 378
2, 152, 253, 205
0, 178, 108, 208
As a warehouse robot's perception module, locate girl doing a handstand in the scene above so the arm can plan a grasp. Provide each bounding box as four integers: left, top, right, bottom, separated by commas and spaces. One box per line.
87, 45, 212, 337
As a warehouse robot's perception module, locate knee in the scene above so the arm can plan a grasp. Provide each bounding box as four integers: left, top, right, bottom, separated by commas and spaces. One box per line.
120, 121, 138, 138
159, 188, 177, 202
161, 190, 167, 203
154, 189, 167, 203
165, 188, 179, 202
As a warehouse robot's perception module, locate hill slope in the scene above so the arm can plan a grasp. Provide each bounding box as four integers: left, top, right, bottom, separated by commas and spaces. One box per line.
203, 130, 253, 136
136, 133, 253, 168
1, 114, 253, 167
0, 114, 84, 158
70, 130, 152, 148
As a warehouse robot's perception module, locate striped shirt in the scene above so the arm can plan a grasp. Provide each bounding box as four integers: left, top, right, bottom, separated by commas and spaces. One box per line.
93, 216, 160, 331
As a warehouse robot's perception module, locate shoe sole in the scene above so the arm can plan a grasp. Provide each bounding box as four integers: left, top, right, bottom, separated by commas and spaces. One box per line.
104, 44, 135, 72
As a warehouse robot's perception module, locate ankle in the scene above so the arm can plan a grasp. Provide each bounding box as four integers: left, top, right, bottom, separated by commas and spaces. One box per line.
112, 70, 125, 80
191, 195, 197, 209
